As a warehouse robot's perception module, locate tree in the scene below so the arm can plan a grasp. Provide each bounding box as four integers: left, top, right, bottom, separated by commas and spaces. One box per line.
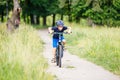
49, 0, 59, 26
21, 0, 59, 26
0, 0, 14, 22
6, 0, 21, 31
39, 0, 59, 26
72, 0, 86, 23
0, 0, 6, 22
72, 0, 120, 26
1, 0, 119, 27
59, 0, 73, 22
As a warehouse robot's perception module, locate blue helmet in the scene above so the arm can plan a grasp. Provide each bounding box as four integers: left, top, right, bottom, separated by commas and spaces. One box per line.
56, 20, 64, 27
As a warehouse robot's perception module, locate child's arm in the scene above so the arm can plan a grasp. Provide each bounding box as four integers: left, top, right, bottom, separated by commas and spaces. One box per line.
48, 27, 53, 33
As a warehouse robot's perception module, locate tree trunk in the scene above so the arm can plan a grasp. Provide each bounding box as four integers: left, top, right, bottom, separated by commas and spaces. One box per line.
30, 14, 34, 24
36, 15, 40, 25
52, 14, 56, 26
27, 15, 30, 24
6, 0, 21, 32
68, 0, 72, 22
87, 17, 93, 27
75, 16, 80, 23
23, 15, 26, 23
43, 16, 47, 26
1, 11, 4, 22
61, 14, 63, 21
33, 15, 37, 24
68, 13, 72, 22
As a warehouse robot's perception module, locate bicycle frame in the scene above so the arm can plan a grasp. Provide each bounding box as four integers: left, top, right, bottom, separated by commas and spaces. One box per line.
55, 32, 64, 58
53, 32, 68, 48
53, 32, 68, 67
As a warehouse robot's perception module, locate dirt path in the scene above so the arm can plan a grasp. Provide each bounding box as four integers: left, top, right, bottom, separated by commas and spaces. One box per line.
38, 30, 120, 80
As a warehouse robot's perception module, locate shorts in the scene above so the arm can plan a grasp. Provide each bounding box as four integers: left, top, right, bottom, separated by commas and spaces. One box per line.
52, 36, 65, 48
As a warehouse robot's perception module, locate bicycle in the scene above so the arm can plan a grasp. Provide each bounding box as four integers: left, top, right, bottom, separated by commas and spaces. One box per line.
52, 32, 68, 68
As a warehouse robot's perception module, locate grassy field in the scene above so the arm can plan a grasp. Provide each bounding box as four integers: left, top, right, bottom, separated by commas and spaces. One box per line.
0, 23, 53, 80
65, 23, 120, 75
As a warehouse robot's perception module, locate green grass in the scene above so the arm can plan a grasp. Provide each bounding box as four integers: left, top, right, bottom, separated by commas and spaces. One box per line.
65, 23, 120, 75
0, 23, 53, 80
66, 66, 75, 69
32, 25, 49, 29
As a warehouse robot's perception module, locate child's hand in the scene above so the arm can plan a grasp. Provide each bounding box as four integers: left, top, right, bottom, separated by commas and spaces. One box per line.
67, 27, 72, 34
49, 30, 53, 34
68, 31, 72, 34
48, 27, 53, 34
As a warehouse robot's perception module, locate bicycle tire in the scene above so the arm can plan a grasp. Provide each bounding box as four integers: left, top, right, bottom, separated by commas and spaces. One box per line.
58, 45, 63, 68
56, 48, 59, 66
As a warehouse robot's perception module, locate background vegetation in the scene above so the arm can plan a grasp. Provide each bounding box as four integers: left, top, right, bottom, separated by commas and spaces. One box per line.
0, 23, 53, 80
0, 0, 120, 26
65, 22, 120, 75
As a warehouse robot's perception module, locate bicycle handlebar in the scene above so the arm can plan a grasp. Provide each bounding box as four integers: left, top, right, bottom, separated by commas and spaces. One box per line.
52, 32, 69, 35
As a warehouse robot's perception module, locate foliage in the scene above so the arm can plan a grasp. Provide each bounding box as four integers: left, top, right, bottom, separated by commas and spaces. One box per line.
0, 0, 120, 26
0, 0, 13, 16
21, 0, 59, 18
72, 0, 120, 26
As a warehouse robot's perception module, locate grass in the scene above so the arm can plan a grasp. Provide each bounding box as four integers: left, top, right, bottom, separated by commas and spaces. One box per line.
66, 66, 75, 69
32, 25, 49, 29
65, 23, 120, 75
0, 23, 53, 80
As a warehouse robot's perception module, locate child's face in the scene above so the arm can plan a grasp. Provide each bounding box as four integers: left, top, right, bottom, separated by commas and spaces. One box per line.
58, 25, 63, 31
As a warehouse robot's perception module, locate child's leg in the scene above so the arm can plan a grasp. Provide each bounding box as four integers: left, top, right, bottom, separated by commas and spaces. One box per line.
52, 48, 56, 58
62, 36, 66, 46
51, 48, 56, 63
52, 38, 58, 63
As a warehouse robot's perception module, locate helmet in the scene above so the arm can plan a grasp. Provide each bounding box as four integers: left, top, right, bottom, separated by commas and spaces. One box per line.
56, 20, 64, 27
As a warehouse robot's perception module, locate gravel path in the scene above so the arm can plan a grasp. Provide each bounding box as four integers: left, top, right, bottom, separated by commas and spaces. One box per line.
38, 30, 120, 80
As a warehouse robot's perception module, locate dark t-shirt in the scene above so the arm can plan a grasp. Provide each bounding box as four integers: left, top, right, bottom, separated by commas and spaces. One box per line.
52, 26, 68, 39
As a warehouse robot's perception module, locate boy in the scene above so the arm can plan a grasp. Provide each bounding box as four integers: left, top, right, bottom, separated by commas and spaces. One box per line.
48, 20, 71, 63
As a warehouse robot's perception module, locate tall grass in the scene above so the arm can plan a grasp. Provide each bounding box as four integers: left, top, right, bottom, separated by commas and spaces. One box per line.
0, 23, 53, 80
66, 24, 120, 75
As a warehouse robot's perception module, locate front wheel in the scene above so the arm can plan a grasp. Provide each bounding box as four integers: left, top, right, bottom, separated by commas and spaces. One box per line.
56, 56, 59, 66
56, 48, 59, 66
58, 45, 63, 68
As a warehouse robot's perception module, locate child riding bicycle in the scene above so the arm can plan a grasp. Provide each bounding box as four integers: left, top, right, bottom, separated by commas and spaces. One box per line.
48, 20, 71, 63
